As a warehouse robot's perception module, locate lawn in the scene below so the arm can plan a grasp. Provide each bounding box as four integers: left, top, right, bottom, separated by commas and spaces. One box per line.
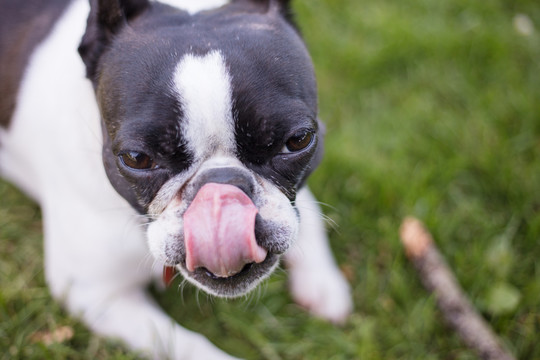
1, 0, 539, 359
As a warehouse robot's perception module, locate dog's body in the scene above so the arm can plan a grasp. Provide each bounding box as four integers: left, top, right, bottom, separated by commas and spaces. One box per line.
0, 0, 352, 358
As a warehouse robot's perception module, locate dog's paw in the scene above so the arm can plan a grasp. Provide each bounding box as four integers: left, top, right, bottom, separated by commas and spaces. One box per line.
288, 263, 353, 325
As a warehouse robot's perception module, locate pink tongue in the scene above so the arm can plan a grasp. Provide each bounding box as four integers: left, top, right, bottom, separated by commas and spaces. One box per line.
183, 183, 267, 278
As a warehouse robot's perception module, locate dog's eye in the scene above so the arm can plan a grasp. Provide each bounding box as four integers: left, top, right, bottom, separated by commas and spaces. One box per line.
282, 130, 314, 153
119, 151, 158, 170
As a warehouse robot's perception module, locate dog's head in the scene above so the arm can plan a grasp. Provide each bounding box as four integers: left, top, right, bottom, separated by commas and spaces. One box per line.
79, 0, 323, 297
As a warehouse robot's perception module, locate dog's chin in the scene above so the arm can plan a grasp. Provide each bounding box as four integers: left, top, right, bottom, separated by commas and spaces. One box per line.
176, 253, 280, 298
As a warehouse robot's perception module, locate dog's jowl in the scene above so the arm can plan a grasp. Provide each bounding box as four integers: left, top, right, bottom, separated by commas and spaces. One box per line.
0, 0, 352, 358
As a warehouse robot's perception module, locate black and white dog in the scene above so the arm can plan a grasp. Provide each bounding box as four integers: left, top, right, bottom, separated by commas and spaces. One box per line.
0, 0, 352, 358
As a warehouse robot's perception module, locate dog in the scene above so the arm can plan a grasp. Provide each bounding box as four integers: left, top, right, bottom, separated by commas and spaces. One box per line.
0, 0, 352, 358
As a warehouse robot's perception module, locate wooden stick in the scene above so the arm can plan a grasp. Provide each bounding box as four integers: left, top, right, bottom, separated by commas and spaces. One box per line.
399, 217, 515, 360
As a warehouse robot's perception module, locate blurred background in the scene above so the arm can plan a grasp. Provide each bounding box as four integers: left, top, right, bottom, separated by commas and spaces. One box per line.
1, 0, 539, 359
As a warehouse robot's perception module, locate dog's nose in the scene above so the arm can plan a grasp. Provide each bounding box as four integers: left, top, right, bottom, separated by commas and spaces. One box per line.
191, 167, 256, 199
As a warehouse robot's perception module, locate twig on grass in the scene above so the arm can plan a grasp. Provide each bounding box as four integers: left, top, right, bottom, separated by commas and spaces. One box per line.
399, 217, 515, 360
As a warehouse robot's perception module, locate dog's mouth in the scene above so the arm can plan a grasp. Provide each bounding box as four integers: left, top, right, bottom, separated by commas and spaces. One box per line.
165, 254, 279, 297
163, 182, 279, 297
201, 262, 254, 279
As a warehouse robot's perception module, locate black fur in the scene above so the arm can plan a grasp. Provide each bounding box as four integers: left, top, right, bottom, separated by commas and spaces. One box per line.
78, 0, 150, 82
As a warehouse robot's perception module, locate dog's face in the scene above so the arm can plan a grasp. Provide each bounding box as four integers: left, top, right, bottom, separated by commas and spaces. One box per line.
79, 0, 323, 297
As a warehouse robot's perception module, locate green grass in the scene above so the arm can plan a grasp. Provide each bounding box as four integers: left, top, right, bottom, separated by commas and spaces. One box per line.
1, 0, 540, 358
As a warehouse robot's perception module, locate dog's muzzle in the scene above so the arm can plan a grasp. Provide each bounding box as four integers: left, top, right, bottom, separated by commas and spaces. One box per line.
182, 167, 267, 278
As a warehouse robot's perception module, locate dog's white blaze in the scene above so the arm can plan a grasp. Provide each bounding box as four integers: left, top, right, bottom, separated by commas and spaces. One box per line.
173, 51, 236, 159
155, 0, 229, 15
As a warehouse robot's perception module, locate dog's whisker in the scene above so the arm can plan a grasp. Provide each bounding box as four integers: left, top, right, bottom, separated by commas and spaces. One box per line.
256, 279, 267, 303
195, 288, 203, 312
308, 200, 339, 212
294, 204, 340, 233
209, 293, 216, 305
178, 279, 189, 306
131, 214, 153, 227
278, 265, 288, 276
137, 253, 155, 274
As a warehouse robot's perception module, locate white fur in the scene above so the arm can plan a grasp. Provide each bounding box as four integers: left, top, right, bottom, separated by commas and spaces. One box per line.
285, 187, 353, 324
173, 51, 236, 159
0, 0, 352, 357
156, 0, 230, 15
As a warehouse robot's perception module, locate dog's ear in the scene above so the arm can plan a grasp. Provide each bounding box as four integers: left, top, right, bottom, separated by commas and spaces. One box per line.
268, 0, 294, 24
78, 0, 149, 82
